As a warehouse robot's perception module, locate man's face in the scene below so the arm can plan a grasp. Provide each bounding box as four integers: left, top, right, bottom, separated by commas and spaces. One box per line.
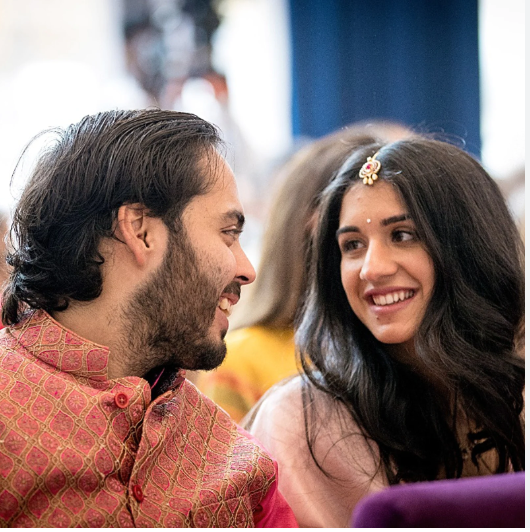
180, 152, 257, 346
124, 152, 255, 375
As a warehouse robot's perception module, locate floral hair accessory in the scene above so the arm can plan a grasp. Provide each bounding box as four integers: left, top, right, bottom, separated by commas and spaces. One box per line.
359, 152, 381, 185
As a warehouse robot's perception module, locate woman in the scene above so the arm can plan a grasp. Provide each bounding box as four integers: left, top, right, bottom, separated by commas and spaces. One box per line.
197, 121, 413, 421
245, 138, 525, 527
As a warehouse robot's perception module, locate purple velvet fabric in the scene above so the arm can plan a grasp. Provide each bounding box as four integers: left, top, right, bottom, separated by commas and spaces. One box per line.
352, 472, 525, 528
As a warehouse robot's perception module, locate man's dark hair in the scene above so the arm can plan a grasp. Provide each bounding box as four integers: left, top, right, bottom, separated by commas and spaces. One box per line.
2, 109, 223, 325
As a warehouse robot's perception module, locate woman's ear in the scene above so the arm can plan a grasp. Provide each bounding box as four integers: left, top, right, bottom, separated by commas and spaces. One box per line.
114, 204, 158, 267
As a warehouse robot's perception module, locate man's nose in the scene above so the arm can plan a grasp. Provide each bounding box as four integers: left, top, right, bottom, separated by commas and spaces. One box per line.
235, 245, 256, 285
359, 242, 398, 282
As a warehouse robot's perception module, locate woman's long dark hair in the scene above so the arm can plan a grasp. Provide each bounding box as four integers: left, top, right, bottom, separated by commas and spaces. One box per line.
297, 138, 525, 484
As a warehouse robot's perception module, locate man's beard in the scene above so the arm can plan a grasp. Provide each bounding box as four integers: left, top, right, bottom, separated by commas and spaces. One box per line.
120, 226, 229, 378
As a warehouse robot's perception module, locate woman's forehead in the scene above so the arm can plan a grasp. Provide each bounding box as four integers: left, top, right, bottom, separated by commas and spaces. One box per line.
340, 181, 405, 218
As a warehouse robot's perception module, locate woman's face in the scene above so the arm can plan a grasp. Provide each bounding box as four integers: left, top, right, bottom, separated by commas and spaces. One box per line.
337, 181, 435, 351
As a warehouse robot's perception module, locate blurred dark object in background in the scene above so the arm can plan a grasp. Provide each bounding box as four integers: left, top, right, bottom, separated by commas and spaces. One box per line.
122, 0, 222, 106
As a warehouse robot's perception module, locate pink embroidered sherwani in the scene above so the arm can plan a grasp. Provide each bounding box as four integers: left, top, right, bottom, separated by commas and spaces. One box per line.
0, 310, 297, 527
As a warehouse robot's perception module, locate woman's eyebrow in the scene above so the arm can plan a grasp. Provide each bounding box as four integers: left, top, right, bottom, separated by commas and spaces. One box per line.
336, 214, 411, 239
336, 226, 359, 239
381, 214, 410, 226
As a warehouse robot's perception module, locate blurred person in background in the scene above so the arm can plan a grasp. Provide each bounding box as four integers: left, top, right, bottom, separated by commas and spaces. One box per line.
197, 121, 413, 421
245, 138, 525, 527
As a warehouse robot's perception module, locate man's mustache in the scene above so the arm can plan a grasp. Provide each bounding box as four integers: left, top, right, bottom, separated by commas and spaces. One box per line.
222, 281, 241, 298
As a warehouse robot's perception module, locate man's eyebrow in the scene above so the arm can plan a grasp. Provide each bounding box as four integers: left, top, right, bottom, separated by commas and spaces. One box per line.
222, 210, 245, 229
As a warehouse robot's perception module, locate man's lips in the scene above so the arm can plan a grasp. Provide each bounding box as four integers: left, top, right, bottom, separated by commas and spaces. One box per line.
218, 282, 241, 317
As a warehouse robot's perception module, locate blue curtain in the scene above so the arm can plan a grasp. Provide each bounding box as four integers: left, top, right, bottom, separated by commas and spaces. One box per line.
288, 0, 481, 156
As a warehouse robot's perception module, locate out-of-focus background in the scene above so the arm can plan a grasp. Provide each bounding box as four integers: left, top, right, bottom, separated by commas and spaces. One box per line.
0, 0, 525, 266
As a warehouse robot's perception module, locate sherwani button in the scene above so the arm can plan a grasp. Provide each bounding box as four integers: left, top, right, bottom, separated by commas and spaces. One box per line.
132, 484, 144, 502
115, 392, 129, 408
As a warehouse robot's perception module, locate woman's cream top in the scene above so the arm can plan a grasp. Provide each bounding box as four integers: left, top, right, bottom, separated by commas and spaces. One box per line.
245, 376, 501, 528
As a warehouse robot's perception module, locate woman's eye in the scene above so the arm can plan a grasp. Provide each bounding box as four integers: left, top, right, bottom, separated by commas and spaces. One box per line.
393, 230, 418, 243
340, 239, 364, 253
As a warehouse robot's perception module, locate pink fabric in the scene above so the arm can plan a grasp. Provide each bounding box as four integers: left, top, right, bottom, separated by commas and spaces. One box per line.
0, 310, 297, 527
237, 426, 299, 528
252, 473, 299, 528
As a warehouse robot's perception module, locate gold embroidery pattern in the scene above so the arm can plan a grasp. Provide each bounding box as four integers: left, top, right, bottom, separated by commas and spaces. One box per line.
0, 311, 276, 527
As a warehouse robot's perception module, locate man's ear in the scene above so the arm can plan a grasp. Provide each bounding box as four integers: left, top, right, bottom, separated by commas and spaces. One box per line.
114, 204, 162, 267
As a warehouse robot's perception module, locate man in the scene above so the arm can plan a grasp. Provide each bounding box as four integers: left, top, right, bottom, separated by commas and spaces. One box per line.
0, 110, 297, 527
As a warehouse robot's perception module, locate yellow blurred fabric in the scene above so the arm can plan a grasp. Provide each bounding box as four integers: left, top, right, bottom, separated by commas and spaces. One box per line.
196, 326, 297, 422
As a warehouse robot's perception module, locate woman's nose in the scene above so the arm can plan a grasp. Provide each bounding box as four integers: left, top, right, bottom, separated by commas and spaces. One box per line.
359, 242, 398, 281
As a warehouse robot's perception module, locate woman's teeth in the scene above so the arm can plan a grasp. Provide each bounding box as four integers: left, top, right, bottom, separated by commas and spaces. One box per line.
372, 290, 414, 306
218, 297, 233, 316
